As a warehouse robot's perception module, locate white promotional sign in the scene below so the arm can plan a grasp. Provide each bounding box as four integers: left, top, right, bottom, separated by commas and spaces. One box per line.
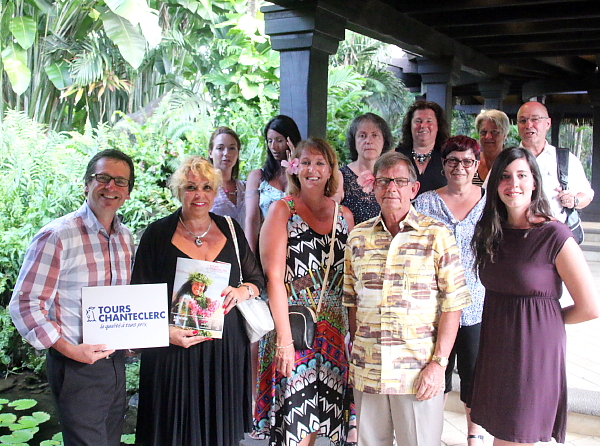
82, 283, 169, 350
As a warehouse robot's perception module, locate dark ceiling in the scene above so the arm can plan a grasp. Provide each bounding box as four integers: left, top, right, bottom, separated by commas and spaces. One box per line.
268, 0, 600, 109
378, 0, 600, 99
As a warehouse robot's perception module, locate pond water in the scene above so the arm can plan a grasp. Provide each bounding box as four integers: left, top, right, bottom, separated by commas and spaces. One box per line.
0, 371, 137, 445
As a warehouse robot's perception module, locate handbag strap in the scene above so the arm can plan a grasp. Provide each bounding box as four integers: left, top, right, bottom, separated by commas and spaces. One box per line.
316, 203, 339, 314
225, 216, 243, 285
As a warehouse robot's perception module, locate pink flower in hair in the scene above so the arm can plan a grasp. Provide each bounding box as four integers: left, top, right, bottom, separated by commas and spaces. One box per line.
357, 170, 375, 193
282, 158, 300, 175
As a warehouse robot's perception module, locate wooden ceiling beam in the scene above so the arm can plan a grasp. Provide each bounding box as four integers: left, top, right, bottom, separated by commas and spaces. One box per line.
305, 0, 500, 77
437, 18, 600, 38
486, 41, 600, 57
411, 2, 600, 28
461, 31, 600, 48
386, 0, 593, 15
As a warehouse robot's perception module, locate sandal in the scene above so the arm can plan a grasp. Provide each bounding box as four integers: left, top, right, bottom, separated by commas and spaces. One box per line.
248, 431, 267, 440
345, 423, 357, 446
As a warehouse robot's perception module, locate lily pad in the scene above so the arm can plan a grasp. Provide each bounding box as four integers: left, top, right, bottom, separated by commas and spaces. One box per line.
7, 399, 37, 410
0, 428, 34, 443
31, 412, 51, 424
40, 432, 63, 445
11, 416, 41, 429
0, 413, 17, 427
121, 433, 135, 444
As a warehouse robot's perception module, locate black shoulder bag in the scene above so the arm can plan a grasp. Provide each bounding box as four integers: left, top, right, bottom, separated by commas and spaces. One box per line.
556, 147, 584, 244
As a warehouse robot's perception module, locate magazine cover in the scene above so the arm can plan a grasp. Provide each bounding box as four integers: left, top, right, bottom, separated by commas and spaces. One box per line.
171, 257, 231, 338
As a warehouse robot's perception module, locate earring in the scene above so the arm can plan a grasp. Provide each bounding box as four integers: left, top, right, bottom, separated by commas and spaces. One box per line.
441, 169, 445, 176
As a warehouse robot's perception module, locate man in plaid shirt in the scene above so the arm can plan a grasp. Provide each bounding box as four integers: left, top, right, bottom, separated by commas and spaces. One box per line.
9, 149, 135, 446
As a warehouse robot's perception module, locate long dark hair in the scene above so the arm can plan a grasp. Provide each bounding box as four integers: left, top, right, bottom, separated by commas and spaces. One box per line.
398, 100, 450, 150
472, 147, 551, 271
346, 112, 394, 161
261, 115, 302, 182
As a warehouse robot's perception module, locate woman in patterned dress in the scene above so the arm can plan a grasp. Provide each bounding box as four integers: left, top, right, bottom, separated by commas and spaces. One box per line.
254, 138, 355, 446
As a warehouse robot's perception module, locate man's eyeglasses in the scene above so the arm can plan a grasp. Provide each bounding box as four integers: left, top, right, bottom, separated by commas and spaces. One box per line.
517, 117, 548, 125
443, 158, 477, 168
91, 173, 130, 187
374, 177, 410, 189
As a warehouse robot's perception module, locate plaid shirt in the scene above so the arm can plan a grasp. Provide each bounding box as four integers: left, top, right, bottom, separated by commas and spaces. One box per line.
343, 206, 471, 394
9, 202, 134, 350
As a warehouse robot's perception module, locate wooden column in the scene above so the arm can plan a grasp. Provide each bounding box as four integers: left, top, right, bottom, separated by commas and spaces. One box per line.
585, 90, 600, 220
548, 111, 564, 148
262, 4, 346, 139
416, 56, 461, 124
479, 79, 510, 111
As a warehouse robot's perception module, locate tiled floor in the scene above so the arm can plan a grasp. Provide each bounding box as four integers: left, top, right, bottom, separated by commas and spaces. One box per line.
442, 253, 600, 446
566, 318, 600, 392
442, 410, 600, 446
245, 254, 600, 446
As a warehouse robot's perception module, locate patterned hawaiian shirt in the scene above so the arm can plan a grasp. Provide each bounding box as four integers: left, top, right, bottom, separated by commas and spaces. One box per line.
343, 206, 471, 395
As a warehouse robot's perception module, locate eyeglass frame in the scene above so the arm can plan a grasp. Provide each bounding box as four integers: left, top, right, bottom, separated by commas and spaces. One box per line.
442, 157, 478, 168
516, 116, 549, 125
90, 173, 131, 188
374, 177, 412, 189
478, 130, 501, 137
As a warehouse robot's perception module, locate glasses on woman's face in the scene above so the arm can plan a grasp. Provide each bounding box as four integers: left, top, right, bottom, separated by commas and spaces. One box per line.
374, 177, 410, 189
478, 130, 500, 137
443, 158, 476, 168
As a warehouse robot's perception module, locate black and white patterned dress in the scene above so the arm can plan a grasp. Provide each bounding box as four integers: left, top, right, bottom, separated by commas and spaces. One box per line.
254, 197, 351, 446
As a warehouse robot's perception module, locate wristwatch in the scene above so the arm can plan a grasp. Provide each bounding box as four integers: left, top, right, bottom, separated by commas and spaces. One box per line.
573, 195, 579, 209
241, 284, 255, 299
431, 355, 449, 367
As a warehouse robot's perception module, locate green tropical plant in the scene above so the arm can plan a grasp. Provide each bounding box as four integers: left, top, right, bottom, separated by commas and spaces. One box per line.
0, 307, 45, 376
0, 0, 163, 130
1, 0, 280, 132
327, 31, 413, 162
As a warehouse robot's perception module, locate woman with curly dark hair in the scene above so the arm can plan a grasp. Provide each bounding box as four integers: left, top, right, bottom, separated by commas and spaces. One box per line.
396, 100, 450, 195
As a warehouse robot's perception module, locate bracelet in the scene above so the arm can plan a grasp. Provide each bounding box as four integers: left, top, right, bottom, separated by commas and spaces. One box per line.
276, 341, 294, 349
241, 284, 255, 299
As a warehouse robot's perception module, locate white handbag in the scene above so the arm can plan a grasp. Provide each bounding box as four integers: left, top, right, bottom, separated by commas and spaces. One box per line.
225, 216, 274, 342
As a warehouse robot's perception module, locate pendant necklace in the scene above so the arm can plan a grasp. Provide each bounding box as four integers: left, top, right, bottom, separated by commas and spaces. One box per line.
179, 216, 212, 246
223, 182, 237, 196
412, 148, 434, 165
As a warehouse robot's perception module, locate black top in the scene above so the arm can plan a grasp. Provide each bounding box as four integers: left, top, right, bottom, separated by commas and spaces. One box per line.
132, 210, 264, 446
396, 145, 447, 196
340, 164, 381, 224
